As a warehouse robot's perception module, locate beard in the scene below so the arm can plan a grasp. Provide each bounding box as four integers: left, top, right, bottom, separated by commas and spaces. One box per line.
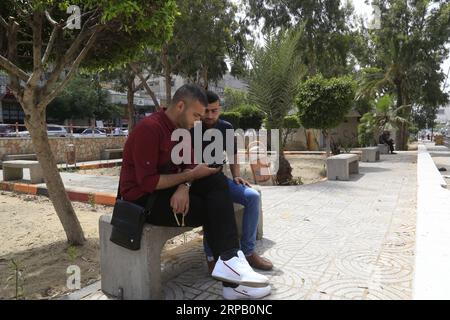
203, 119, 217, 128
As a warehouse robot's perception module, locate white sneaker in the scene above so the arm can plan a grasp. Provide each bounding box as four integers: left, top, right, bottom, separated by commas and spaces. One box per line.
212, 250, 269, 286
223, 284, 271, 300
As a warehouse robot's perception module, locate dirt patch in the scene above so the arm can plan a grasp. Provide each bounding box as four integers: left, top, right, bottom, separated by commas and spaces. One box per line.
76, 166, 121, 177
285, 155, 326, 184
75, 155, 327, 185
0, 191, 201, 300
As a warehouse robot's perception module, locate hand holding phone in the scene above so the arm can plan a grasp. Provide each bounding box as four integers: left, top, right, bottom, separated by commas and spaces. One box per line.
207, 158, 226, 168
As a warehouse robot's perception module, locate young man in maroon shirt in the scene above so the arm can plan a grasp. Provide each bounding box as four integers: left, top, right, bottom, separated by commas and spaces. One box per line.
119, 84, 271, 299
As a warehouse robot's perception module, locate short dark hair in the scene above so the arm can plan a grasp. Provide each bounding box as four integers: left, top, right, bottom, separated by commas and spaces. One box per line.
206, 90, 220, 104
171, 84, 208, 108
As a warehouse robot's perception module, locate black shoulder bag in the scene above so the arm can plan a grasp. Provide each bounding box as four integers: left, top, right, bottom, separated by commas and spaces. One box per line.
110, 179, 157, 251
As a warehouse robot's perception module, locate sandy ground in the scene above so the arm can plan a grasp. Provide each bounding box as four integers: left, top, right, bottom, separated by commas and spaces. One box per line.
77, 155, 327, 185
0, 191, 200, 300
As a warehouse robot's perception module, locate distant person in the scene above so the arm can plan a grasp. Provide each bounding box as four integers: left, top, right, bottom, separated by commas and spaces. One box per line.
113, 127, 121, 135
379, 130, 396, 154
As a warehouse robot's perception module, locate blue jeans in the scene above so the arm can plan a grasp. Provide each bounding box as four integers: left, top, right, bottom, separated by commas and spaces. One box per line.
203, 177, 261, 258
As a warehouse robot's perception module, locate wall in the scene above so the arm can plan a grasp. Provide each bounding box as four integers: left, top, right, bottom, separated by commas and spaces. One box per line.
284, 117, 360, 151
330, 116, 359, 147
0, 136, 127, 163
284, 128, 322, 151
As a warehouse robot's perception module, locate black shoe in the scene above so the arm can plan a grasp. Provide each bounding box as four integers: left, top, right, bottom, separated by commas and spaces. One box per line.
391, 152, 397, 154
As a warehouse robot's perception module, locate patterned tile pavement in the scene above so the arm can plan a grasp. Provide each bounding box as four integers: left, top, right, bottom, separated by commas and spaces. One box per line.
76, 151, 417, 300
160, 151, 417, 300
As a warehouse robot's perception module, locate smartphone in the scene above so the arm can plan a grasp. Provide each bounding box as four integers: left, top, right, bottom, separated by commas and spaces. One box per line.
208, 163, 224, 168
207, 159, 226, 168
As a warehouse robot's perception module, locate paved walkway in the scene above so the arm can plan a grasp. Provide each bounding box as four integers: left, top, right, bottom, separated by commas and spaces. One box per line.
1, 151, 418, 300
62, 151, 417, 300
159, 151, 417, 300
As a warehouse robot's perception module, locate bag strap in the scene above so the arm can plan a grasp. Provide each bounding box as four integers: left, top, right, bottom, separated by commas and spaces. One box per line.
116, 170, 157, 212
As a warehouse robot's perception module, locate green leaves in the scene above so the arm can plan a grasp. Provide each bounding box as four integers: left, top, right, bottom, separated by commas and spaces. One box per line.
283, 115, 301, 129
357, 0, 450, 149
357, 93, 410, 146
248, 28, 305, 129
163, 0, 248, 86
233, 104, 265, 130
0, 0, 178, 72
46, 74, 113, 121
246, 0, 355, 78
296, 75, 356, 131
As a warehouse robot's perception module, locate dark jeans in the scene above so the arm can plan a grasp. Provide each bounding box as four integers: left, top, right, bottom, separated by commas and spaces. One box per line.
386, 140, 394, 153
133, 172, 239, 259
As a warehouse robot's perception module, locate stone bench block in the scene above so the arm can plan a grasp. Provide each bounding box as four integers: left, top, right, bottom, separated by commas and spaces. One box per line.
2, 160, 44, 184
326, 154, 359, 181
361, 147, 380, 162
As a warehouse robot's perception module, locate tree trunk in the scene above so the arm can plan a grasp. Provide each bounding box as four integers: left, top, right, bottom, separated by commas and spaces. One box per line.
162, 45, 172, 106
324, 130, 331, 157
276, 153, 293, 185
272, 125, 292, 184
130, 65, 161, 110
22, 97, 85, 245
395, 122, 406, 150
126, 82, 135, 132
395, 82, 409, 150
202, 66, 208, 90
140, 77, 160, 109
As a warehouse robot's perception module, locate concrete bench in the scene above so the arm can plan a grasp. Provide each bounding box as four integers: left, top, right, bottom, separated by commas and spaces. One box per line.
326, 153, 359, 181
0, 154, 37, 169
3, 153, 37, 161
101, 148, 123, 160
100, 200, 263, 300
378, 144, 389, 154
2, 160, 44, 184
361, 147, 380, 162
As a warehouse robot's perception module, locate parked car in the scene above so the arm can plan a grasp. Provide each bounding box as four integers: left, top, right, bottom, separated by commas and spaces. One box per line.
112, 127, 128, 136
47, 124, 68, 137
0, 124, 15, 137
12, 124, 68, 137
80, 128, 107, 137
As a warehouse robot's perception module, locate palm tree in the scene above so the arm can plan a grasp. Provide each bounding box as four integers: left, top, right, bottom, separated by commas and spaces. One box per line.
247, 28, 305, 184
358, 94, 410, 146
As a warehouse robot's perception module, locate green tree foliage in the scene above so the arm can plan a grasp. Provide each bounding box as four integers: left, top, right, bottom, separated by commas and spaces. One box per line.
248, 28, 305, 184
149, 0, 249, 103
46, 75, 115, 122
357, 94, 409, 146
355, 0, 450, 150
282, 115, 301, 147
245, 0, 357, 77
297, 75, 356, 155
220, 111, 241, 128
358, 112, 376, 147
233, 104, 264, 131
223, 88, 249, 110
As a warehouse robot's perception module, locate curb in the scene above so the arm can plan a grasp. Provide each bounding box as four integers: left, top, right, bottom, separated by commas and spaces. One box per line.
58, 160, 122, 172
0, 181, 116, 206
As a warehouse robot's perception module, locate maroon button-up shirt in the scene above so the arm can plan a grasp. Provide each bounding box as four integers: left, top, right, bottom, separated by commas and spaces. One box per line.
119, 110, 195, 201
